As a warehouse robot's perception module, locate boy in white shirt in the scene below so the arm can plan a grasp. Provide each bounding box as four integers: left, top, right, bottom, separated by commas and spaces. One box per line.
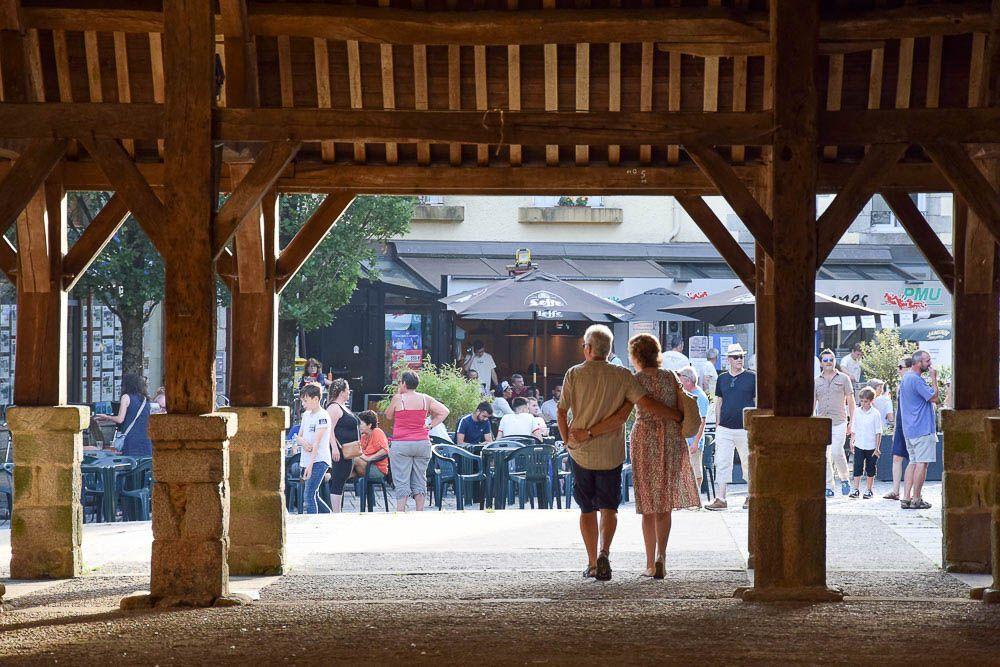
295, 384, 332, 513
498, 397, 544, 441
849, 387, 883, 499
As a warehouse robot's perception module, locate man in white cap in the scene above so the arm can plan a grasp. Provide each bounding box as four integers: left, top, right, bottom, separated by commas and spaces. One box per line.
705, 343, 755, 511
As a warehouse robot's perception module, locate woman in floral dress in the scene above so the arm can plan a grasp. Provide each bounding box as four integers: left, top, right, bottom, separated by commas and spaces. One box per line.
627, 333, 701, 578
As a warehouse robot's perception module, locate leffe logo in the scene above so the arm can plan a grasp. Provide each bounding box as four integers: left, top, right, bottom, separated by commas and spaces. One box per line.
524, 290, 567, 309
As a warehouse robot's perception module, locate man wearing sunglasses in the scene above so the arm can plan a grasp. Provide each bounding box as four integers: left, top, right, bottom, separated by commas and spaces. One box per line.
815, 348, 855, 497
705, 343, 755, 511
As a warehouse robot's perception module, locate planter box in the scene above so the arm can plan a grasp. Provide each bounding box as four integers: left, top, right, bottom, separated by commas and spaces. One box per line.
412, 204, 464, 223
517, 206, 623, 225
876, 432, 943, 481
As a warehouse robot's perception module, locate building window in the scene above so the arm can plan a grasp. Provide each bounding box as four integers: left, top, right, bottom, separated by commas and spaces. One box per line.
419, 195, 445, 205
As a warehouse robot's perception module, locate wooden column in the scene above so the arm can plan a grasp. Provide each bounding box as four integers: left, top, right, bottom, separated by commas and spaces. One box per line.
942, 187, 1000, 574
738, 0, 841, 603
129, 0, 243, 609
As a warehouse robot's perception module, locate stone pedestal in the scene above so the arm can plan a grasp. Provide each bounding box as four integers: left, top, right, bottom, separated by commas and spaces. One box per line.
942, 409, 998, 574
743, 408, 773, 571
971, 417, 1000, 603
7, 406, 89, 579
736, 415, 842, 602
127, 412, 240, 609
220, 407, 288, 576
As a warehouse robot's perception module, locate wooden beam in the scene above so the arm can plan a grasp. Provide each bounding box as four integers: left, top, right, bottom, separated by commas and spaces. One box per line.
62, 193, 130, 291
216, 108, 775, 146
0, 235, 16, 283
685, 144, 773, 255
378, 17, 397, 165
676, 195, 755, 292
0, 138, 66, 235
161, 0, 217, 416
79, 137, 168, 253
213, 141, 300, 259
880, 190, 955, 293
820, 2, 992, 41
275, 193, 354, 293
924, 142, 1000, 245
0, 103, 163, 139
246, 5, 769, 45
770, 0, 819, 419
816, 142, 908, 263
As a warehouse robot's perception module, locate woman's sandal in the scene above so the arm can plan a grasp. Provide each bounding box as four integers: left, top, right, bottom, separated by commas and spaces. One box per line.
653, 559, 665, 580
583, 566, 597, 579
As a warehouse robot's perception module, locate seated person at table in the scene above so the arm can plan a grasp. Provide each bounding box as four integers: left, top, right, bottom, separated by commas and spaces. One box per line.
354, 410, 390, 478
541, 385, 562, 424
456, 402, 494, 446
497, 397, 544, 441
492, 383, 515, 417
527, 397, 549, 435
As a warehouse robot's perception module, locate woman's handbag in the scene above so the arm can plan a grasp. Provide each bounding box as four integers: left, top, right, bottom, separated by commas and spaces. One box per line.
341, 441, 363, 459
671, 373, 702, 439
112, 397, 147, 452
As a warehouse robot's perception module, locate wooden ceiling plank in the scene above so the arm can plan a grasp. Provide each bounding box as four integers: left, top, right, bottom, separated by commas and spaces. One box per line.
275, 192, 354, 293
676, 195, 756, 292
895, 37, 915, 109
926, 34, 943, 108
575, 43, 589, 166
346, 39, 366, 163
731, 55, 747, 162
475, 44, 489, 166
213, 141, 300, 259
686, 143, 773, 255
639, 41, 653, 164
925, 142, 1000, 245
149, 32, 165, 155
52, 29, 73, 102
880, 190, 955, 293
0, 138, 66, 236
508, 44, 521, 166
313, 38, 336, 163
867, 45, 884, 110
62, 193, 130, 291
608, 42, 621, 166
823, 54, 844, 160
816, 142, 909, 263
277, 34, 294, 109
83, 31, 102, 103
25, 28, 44, 102
378, 25, 397, 164
413, 43, 429, 165
113, 31, 134, 155
447, 44, 461, 166
78, 136, 167, 252
667, 51, 681, 164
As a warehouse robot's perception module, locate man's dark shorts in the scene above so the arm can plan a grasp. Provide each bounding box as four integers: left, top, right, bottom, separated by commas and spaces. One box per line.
571, 460, 622, 514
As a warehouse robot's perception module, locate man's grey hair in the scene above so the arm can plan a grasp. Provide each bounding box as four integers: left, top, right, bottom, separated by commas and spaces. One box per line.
677, 365, 699, 384
912, 350, 930, 364
584, 324, 613, 358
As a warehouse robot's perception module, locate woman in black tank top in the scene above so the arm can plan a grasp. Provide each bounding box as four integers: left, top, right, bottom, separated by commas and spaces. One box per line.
326, 378, 360, 513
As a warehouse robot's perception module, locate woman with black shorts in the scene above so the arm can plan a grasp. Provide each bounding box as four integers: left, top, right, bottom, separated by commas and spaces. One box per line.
325, 378, 361, 513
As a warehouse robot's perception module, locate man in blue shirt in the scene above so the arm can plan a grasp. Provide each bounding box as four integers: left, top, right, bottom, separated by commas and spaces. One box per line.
898, 350, 938, 510
677, 366, 709, 497
706, 343, 755, 511
456, 402, 494, 446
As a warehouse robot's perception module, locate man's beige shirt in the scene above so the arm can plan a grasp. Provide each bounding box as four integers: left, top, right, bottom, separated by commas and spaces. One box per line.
814, 370, 854, 425
559, 360, 647, 470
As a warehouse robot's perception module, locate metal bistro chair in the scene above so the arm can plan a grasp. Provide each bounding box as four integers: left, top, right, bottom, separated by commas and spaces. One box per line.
505, 443, 557, 509
431, 444, 486, 510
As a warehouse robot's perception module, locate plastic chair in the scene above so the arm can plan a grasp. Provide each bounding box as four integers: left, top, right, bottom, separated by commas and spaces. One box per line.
285, 452, 303, 514
119, 457, 153, 521
701, 436, 717, 502
504, 444, 556, 509
356, 454, 393, 513
431, 444, 486, 510
80, 463, 106, 523
551, 450, 573, 509
502, 434, 540, 447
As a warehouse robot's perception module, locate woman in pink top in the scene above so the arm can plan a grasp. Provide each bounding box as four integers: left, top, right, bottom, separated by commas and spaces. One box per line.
385, 370, 449, 511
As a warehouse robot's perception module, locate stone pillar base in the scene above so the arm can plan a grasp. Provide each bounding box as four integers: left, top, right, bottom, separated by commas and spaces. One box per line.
220, 406, 289, 576
7, 406, 89, 579
744, 408, 773, 572
971, 418, 1000, 602
147, 413, 237, 607
737, 415, 842, 602
942, 409, 998, 573
120, 590, 252, 610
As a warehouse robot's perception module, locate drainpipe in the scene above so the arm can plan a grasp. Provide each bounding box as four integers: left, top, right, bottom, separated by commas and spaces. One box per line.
666, 198, 682, 242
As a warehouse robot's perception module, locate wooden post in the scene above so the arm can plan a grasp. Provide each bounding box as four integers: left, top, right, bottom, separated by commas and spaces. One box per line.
942, 182, 1000, 575
738, 0, 841, 603
128, 0, 244, 610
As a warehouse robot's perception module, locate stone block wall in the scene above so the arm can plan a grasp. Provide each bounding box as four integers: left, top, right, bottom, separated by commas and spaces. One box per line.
942, 409, 998, 573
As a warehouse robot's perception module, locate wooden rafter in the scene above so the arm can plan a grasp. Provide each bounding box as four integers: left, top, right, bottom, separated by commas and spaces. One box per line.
880, 190, 955, 293
78, 137, 168, 252
815, 142, 908, 263
275, 193, 354, 293
213, 141, 300, 259
0, 138, 66, 235
676, 195, 755, 292
62, 193, 130, 291
685, 144, 773, 256
924, 142, 1000, 245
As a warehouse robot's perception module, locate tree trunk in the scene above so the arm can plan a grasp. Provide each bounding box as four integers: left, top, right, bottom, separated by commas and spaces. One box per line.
120, 311, 146, 379
278, 317, 298, 407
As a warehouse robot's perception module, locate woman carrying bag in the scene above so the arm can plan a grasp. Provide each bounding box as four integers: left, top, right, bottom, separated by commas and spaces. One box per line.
326, 378, 362, 513
95, 373, 151, 458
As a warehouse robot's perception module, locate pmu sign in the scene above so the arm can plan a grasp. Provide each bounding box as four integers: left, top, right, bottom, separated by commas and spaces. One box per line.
817, 280, 950, 314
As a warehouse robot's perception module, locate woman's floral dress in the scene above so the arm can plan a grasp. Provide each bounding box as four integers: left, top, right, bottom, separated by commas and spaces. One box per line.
630, 369, 701, 513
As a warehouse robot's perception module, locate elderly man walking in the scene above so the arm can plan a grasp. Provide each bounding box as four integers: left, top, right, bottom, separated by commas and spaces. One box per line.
557, 324, 679, 581
815, 347, 855, 497
899, 350, 938, 509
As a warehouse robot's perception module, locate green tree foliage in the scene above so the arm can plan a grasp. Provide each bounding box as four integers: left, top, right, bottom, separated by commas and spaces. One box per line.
859, 328, 917, 395
68, 192, 164, 378
277, 195, 413, 402
380, 358, 484, 431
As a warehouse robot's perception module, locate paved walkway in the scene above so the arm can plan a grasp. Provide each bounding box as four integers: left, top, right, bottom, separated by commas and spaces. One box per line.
2, 481, 998, 664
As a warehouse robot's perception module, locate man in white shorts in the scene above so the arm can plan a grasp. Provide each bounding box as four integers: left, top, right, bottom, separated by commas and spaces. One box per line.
815, 348, 855, 497
705, 344, 755, 511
